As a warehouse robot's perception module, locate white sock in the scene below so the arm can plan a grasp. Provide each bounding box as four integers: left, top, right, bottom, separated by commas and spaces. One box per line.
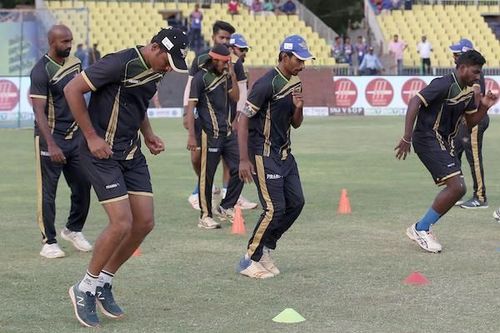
78, 271, 99, 295
244, 253, 250, 261
97, 270, 114, 288
221, 188, 227, 199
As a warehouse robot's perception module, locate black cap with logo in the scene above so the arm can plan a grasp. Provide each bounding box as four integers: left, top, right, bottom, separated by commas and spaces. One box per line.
151, 27, 189, 73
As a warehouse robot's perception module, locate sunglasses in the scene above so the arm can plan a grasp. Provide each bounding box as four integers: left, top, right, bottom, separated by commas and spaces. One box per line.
237, 47, 249, 52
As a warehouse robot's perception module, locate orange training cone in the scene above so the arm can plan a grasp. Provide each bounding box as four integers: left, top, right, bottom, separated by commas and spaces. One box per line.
132, 247, 142, 257
337, 188, 352, 214
231, 206, 246, 235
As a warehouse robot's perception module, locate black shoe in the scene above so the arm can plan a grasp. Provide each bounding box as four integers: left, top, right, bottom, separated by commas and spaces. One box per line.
460, 198, 488, 209
96, 283, 124, 319
69, 284, 100, 327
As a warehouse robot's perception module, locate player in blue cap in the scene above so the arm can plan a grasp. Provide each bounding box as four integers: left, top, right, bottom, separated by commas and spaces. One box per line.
236, 35, 313, 278
449, 38, 490, 209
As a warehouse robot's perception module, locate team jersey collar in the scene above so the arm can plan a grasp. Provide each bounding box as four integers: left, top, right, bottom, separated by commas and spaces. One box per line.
452, 71, 465, 90
44, 54, 64, 67
135, 46, 150, 70
275, 66, 290, 82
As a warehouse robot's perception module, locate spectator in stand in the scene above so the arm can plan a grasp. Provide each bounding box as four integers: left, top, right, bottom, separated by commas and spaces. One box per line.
251, 0, 263, 15
331, 36, 345, 64
273, 0, 282, 14
263, 0, 274, 13
228, 0, 240, 15
359, 46, 383, 75
381, 0, 393, 14
189, 4, 204, 53
392, 0, 401, 10
388, 34, 407, 75
417, 35, 433, 75
354, 35, 367, 67
87, 43, 101, 66
74, 43, 88, 69
344, 37, 354, 74
280, 0, 296, 15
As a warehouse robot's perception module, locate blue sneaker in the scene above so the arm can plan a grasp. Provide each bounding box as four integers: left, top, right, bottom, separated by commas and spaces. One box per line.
68, 284, 100, 328
96, 283, 124, 319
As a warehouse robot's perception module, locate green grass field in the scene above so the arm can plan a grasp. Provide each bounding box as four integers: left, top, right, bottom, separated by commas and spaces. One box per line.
1, 117, 500, 333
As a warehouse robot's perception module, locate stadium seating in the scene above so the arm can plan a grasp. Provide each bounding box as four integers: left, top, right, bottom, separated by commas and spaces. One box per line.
45, 0, 335, 67
377, 4, 500, 68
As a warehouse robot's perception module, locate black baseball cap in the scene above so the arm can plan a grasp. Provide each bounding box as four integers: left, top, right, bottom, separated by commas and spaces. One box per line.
151, 27, 189, 73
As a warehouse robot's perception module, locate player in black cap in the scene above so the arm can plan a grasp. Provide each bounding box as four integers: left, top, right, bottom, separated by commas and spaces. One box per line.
64, 27, 188, 328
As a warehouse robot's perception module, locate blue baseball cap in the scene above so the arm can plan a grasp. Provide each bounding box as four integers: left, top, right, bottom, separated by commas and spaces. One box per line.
279, 35, 315, 61
449, 38, 474, 54
230, 33, 250, 49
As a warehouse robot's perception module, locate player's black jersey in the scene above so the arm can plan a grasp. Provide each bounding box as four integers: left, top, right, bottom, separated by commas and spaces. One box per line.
414, 72, 476, 152
30, 55, 81, 139
243, 67, 302, 160
82, 47, 162, 160
189, 67, 233, 138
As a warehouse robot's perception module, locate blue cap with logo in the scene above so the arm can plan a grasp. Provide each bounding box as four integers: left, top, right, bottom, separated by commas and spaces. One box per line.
449, 38, 474, 54
279, 35, 315, 60
230, 33, 250, 49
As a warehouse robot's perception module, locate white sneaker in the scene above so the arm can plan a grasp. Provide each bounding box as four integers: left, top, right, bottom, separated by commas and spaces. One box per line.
238, 257, 275, 279
198, 216, 221, 230
406, 223, 442, 253
40, 243, 65, 259
236, 195, 258, 210
188, 193, 200, 211
260, 248, 280, 275
60, 228, 93, 252
215, 206, 235, 223
493, 208, 500, 222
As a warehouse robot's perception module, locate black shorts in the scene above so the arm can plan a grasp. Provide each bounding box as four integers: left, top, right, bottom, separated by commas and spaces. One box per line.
80, 145, 153, 204
416, 149, 462, 186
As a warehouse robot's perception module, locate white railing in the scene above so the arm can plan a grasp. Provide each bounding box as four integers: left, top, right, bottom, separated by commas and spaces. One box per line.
294, 1, 338, 44
414, 0, 500, 5
364, 0, 384, 49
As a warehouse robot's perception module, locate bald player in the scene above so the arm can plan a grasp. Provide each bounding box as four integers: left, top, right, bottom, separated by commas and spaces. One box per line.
30, 25, 92, 259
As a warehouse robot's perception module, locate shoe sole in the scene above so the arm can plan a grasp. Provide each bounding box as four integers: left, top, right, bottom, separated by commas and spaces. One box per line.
237, 203, 258, 210
406, 227, 441, 253
459, 205, 489, 209
239, 269, 274, 279
60, 232, 93, 252
96, 300, 125, 319
68, 286, 100, 328
197, 223, 221, 229
39, 252, 65, 259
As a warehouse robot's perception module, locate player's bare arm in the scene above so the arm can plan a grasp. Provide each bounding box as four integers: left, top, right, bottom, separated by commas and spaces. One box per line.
185, 100, 198, 151
237, 109, 255, 183
395, 95, 421, 160
291, 89, 304, 128
32, 98, 66, 164
64, 74, 112, 159
228, 62, 240, 103
464, 90, 498, 128
140, 114, 165, 155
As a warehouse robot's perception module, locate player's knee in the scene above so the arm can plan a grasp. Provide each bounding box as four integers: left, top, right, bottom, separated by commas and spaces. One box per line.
110, 214, 133, 237
136, 216, 155, 236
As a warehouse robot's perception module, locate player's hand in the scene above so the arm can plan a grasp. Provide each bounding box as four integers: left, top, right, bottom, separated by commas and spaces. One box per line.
87, 135, 112, 159
481, 90, 498, 109
292, 89, 304, 109
227, 61, 235, 77
186, 134, 198, 151
48, 143, 66, 164
239, 158, 255, 183
394, 137, 412, 160
231, 119, 238, 134
144, 134, 165, 155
